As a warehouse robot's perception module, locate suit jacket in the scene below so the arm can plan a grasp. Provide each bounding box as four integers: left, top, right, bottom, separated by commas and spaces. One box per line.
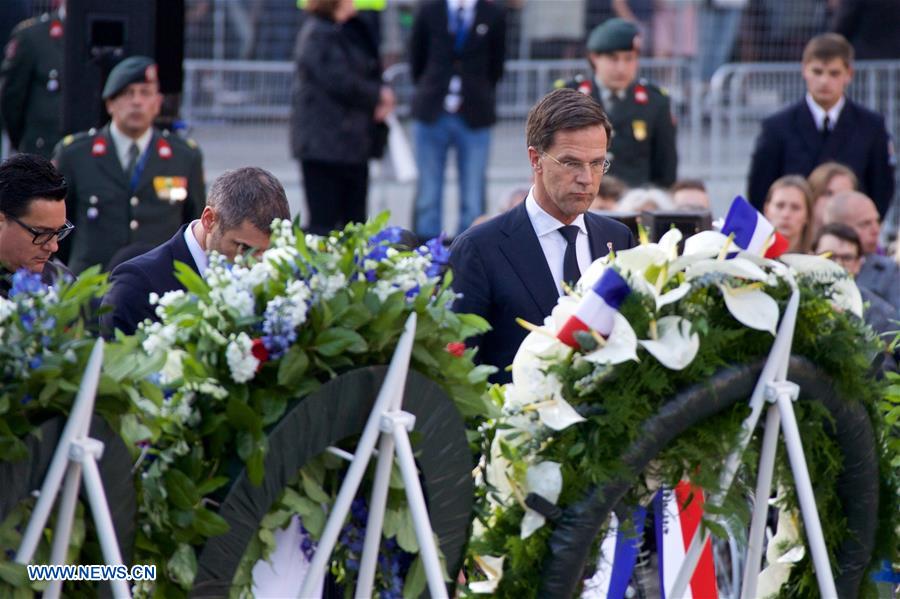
100, 224, 199, 338
747, 98, 894, 217
857, 253, 900, 313
449, 201, 636, 383
560, 75, 677, 188
53, 124, 205, 274
833, 0, 900, 60
410, 0, 506, 129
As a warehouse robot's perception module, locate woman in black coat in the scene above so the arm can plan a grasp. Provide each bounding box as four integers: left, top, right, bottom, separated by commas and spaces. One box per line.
290, 0, 394, 235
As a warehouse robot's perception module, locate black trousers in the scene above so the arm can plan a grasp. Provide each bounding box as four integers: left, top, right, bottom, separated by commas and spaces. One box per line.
300, 159, 369, 235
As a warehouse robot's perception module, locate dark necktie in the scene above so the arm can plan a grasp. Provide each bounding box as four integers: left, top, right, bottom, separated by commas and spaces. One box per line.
558, 225, 581, 285
453, 6, 467, 52
125, 142, 140, 178
822, 115, 831, 140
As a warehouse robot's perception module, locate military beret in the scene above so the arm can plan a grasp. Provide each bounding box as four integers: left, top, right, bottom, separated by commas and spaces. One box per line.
587, 18, 640, 54
102, 56, 158, 100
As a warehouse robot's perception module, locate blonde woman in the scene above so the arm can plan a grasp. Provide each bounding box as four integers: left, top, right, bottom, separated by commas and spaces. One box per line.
763, 175, 814, 253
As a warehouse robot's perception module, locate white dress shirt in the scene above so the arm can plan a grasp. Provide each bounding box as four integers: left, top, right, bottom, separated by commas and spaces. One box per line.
184, 220, 208, 277
109, 122, 153, 172
525, 188, 592, 296
805, 93, 845, 132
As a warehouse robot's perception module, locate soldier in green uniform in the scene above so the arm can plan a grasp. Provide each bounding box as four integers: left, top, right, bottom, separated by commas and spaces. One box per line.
555, 18, 677, 189
53, 56, 205, 274
0, 6, 64, 158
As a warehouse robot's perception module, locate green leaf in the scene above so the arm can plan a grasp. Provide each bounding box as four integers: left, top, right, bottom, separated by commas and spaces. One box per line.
314, 328, 368, 357
196, 476, 230, 496
396, 507, 418, 553
167, 543, 198, 588
227, 397, 262, 434
174, 260, 209, 296
277, 347, 309, 388
301, 470, 331, 504
165, 469, 200, 510
402, 556, 426, 599
0, 560, 28, 586
193, 507, 230, 537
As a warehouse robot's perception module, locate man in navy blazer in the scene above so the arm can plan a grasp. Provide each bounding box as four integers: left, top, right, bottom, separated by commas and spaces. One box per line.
100, 167, 290, 337
450, 89, 636, 382
747, 33, 895, 218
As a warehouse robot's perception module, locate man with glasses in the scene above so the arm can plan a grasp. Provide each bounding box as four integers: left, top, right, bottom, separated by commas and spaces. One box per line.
53, 55, 205, 274
449, 88, 636, 383
0, 153, 72, 296
556, 18, 677, 189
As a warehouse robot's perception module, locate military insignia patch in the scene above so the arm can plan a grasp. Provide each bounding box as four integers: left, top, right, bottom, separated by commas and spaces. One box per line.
634, 84, 648, 105
62, 134, 74, 146
157, 138, 172, 159
49, 20, 63, 39
145, 64, 158, 84
154, 176, 188, 202
578, 81, 592, 95
91, 136, 107, 156
632, 120, 647, 141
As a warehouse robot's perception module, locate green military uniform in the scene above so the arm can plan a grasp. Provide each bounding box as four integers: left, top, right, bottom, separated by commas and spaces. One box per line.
0, 12, 63, 158
53, 126, 204, 274
555, 17, 677, 189
555, 74, 677, 189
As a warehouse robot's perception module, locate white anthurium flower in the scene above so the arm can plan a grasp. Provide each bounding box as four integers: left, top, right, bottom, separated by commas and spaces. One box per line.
583, 312, 639, 365
577, 257, 608, 290
779, 253, 863, 317
669, 231, 730, 273
657, 227, 683, 260
485, 432, 516, 506
536, 394, 586, 431
614, 243, 668, 276
757, 507, 804, 597
656, 282, 692, 309
469, 555, 505, 594
685, 256, 769, 282
638, 315, 699, 370
521, 461, 563, 539
718, 284, 780, 334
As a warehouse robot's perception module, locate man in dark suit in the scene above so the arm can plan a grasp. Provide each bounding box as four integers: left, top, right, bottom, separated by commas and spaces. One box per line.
450, 88, 636, 382
99, 167, 291, 337
747, 33, 895, 218
409, 0, 506, 240
53, 55, 205, 274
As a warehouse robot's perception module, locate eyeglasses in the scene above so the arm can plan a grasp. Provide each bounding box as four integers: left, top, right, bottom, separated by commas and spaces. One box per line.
6, 214, 75, 245
542, 152, 611, 175
828, 252, 859, 265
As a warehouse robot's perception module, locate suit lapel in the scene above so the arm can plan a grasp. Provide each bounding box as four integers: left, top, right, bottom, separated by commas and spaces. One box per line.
585, 214, 610, 260
796, 102, 825, 158
498, 203, 559, 317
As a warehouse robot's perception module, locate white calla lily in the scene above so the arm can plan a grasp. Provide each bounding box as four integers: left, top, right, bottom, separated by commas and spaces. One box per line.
685, 256, 769, 281
577, 257, 609, 290
470, 555, 505, 594
684, 230, 730, 258
521, 461, 562, 539
656, 282, 692, 309
779, 253, 863, 317
486, 433, 516, 505
718, 284, 779, 334
583, 312, 639, 365
638, 316, 699, 370
657, 227, 683, 260
536, 395, 586, 431
614, 243, 668, 275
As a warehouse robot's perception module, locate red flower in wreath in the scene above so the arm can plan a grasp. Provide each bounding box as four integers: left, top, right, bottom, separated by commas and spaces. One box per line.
445, 342, 466, 357
251, 338, 269, 370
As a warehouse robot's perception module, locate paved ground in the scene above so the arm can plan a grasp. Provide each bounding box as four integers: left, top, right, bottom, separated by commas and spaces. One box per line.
191, 120, 749, 235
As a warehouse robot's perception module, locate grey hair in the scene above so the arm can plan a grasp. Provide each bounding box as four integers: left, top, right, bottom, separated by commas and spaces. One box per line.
206, 167, 291, 232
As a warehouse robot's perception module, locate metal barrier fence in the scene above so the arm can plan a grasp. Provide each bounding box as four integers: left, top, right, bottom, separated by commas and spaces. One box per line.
705, 60, 900, 177
182, 57, 692, 123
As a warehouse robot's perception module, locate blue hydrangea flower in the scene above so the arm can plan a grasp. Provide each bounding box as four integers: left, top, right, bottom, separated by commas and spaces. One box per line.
369, 227, 405, 246
261, 297, 299, 359
9, 269, 44, 298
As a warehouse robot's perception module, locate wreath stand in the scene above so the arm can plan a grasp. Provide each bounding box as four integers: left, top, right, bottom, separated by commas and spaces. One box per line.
667, 273, 838, 599
298, 313, 449, 599
15, 339, 131, 599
